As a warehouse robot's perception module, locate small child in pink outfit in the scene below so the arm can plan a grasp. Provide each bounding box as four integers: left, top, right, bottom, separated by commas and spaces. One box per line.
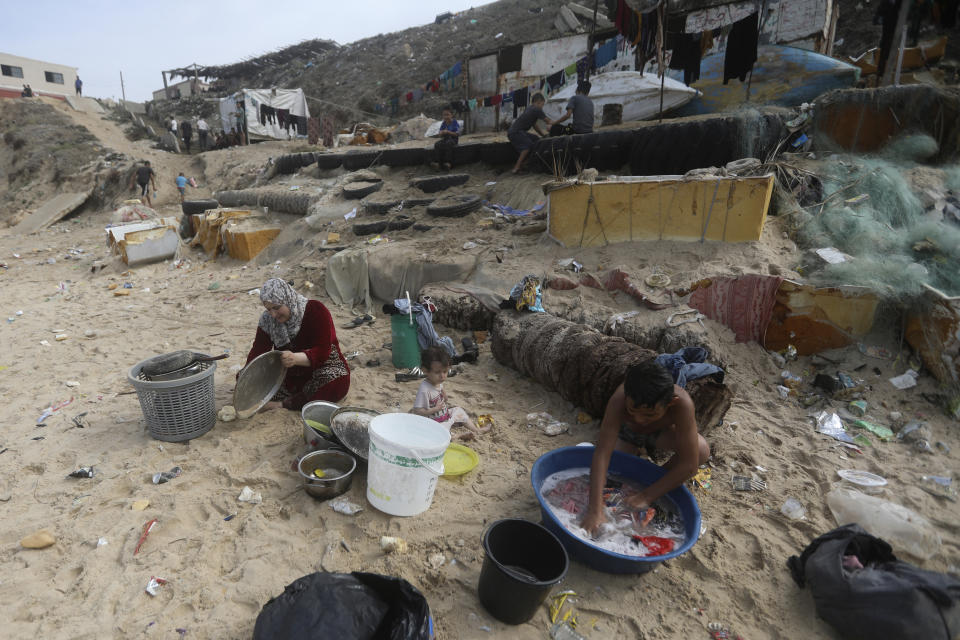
411, 346, 476, 438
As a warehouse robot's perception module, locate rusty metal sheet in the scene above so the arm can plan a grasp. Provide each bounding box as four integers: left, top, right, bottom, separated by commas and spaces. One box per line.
763, 280, 879, 355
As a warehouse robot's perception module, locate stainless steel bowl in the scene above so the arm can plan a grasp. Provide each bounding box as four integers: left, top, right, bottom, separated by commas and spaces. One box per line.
301, 401, 339, 447
298, 450, 356, 500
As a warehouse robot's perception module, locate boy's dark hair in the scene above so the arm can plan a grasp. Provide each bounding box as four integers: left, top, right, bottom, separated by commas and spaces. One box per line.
441, 105, 454, 113
623, 361, 675, 408
577, 81, 591, 95
531, 92, 545, 103
421, 345, 451, 369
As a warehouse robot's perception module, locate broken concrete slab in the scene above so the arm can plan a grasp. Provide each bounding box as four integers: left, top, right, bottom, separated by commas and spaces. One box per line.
566, 2, 612, 27
160, 132, 181, 153
65, 96, 104, 114
555, 5, 581, 32
14, 191, 92, 235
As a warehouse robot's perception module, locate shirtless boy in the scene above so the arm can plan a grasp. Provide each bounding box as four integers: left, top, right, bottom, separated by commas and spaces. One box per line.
581, 360, 709, 535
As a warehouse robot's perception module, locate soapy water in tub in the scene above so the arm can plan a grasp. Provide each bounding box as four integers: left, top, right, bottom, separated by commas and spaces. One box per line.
541, 468, 686, 557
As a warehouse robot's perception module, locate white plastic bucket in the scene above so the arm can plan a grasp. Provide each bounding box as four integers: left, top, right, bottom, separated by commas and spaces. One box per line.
367, 413, 451, 516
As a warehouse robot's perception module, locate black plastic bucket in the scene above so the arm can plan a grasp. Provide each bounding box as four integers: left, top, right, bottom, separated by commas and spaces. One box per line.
477, 518, 569, 625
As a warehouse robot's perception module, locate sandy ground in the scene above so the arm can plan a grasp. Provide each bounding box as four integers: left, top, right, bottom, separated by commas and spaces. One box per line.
0, 103, 958, 640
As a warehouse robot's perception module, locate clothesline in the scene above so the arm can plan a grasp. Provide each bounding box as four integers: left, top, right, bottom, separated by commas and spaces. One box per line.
373, 33, 629, 118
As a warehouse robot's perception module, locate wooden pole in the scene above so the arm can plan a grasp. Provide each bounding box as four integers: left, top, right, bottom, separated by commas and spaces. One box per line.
881, 0, 910, 86
120, 71, 126, 103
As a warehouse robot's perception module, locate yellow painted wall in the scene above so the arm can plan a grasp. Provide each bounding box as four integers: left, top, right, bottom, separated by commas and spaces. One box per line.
547, 175, 775, 247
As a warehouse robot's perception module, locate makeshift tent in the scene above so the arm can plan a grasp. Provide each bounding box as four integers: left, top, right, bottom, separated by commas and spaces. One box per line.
219, 88, 310, 142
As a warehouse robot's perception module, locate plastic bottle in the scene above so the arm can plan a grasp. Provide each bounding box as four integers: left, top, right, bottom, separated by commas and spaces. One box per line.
826, 487, 941, 560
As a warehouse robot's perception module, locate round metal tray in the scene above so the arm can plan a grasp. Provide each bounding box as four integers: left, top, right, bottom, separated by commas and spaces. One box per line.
234, 351, 287, 419
330, 406, 380, 460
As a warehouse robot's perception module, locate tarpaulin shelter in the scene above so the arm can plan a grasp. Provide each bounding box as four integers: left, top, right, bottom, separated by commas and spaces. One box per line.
219, 88, 310, 142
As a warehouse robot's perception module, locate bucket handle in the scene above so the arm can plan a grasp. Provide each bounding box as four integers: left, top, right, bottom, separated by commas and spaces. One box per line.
409, 447, 444, 476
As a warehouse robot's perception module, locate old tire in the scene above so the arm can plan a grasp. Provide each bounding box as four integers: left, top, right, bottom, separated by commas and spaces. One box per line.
363, 197, 402, 214
426, 194, 482, 218
352, 220, 388, 236
479, 142, 517, 166
342, 150, 383, 170
380, 147, 428, 167
400, 197, 435, 208
343, 180, 383, 199
387, 214, 415, 231
315, 154, 343, 170
410, 173, 470, 193
181, 199, 220, 216
452, 144, 482, 165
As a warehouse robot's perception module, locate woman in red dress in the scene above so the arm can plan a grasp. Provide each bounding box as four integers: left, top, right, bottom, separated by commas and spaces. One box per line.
245, 278, 350, 411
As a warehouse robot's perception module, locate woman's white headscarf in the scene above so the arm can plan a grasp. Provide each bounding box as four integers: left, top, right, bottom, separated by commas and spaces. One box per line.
259, 278, 308, 346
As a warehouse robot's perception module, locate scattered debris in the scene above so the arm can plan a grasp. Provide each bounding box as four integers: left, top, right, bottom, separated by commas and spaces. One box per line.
329, 496, 363, 515
20, 529, 56, 549
238, 486, 262, 504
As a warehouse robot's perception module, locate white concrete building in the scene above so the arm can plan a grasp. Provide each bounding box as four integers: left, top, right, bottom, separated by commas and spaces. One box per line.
152, 78, 210, 102
0, 52, 78, 99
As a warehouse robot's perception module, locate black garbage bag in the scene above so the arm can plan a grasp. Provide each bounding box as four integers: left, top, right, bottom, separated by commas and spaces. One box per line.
253, 571, 432, 640
787, 524, 960, 640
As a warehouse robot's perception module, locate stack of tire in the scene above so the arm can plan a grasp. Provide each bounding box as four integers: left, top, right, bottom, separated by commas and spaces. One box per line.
179, 199, 219, 239
274, 152, 317, 175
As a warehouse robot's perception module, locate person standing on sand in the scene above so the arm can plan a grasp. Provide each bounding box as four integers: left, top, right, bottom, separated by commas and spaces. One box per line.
175, 172, 188, 203
243, 278, 350, 411
181, 118, 192, 153
75, 76, 82, 96
196, 117, 209, 151
580, 360, 710, 536
129, 160, 157, 207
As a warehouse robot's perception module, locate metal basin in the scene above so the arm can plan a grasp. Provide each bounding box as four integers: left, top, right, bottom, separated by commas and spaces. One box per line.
301, 401, 339, 448
330, 407, 380, 461
298, 450, 356, 500
234, 351, 287, 419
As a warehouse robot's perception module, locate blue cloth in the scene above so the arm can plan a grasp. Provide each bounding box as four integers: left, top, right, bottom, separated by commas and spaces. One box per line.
654, 347, 724, 388
440, 119, 460, 134
393, 299, 457, 357
485, 201, 545, 217
594, 38, 617, 69
175, 175, 187, 188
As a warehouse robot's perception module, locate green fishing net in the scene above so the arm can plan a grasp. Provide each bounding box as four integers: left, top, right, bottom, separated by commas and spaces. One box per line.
795, 135, 960, 299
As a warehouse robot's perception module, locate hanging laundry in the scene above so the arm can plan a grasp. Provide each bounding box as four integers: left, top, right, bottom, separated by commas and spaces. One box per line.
577, 54, 592, 81
501, 92, 512, 104
450, 61, 462, 76
483, 96, 492, 107
321, 116, 335, 147
594, 37, 618, 69
490, 94, 503, 106
512, 86, 529, 118
667, 17, 704, 87
723, 12, 758, 84
412, 88, 423, 102
545, 70, 564, 93
468, 98, 478, 110
638, 9, 658, 61
307, 117, 320, 145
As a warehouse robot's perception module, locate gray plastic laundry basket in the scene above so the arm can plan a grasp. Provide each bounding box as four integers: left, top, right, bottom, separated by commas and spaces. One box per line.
128, 357, 217, 442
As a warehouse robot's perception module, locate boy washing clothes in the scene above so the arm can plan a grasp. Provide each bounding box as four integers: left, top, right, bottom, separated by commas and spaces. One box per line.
433, 106, 460, 171
508, 93, 554, 174
580, 360, 710, 536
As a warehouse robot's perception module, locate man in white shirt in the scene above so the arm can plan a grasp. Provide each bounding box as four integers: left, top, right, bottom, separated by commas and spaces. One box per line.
196, 118, 209, 151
